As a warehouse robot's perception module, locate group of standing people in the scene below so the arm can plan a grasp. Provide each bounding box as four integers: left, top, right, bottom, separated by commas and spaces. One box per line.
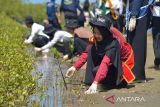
24, 0, 160, 94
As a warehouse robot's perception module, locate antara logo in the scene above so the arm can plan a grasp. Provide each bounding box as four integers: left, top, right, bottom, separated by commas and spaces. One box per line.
105, 95, 146, 104
105, 95, 115, 104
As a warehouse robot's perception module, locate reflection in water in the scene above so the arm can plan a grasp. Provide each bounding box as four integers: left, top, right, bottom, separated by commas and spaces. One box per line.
28, 55, 65, 107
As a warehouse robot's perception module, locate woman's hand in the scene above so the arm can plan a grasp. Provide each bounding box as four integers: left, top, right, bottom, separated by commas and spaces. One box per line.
85, 81, 98, 94
65, 66, 76, 78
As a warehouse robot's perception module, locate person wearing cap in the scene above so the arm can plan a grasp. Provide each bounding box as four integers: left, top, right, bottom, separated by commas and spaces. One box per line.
35, 24, 73, 60
24, 16, 50, 56
65, 16, 135, 94
66, 19, 92, 55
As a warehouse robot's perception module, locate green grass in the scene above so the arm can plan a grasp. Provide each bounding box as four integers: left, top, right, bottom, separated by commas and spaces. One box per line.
0, 13, 36, 107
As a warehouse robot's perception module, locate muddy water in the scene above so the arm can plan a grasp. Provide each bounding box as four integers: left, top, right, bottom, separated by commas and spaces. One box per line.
27, 54, 66, 107
25, 46, 82, 107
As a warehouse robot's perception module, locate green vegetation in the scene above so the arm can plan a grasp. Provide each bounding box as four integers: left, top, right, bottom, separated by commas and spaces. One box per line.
0, 13, 36, 107
0, 0, 72, 106
0, 0, 47, 106
0, 0, 46, 23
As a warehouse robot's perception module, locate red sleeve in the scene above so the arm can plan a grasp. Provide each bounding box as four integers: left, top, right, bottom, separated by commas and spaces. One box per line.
94, 55, 111, 83
73, 45, 89, 70
110, 27, 126, 44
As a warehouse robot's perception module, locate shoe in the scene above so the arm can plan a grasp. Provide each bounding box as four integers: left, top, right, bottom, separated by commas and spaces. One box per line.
154, 58, 160, 70
154, 65, 160, 70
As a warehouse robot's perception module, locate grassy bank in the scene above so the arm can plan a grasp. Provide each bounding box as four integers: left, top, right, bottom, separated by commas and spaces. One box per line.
0, 13, 35, 107
0, 0, 46, 23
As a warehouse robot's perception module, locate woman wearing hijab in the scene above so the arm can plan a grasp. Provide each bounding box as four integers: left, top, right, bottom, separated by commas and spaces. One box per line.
65, 16, 135, 94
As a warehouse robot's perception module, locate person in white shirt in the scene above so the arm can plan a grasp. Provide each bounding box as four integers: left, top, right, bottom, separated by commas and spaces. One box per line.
24, 16, 50, 56
35, 24, 73, 60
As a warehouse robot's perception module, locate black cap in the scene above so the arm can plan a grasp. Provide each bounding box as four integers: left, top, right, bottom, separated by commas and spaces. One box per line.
25, 16, 34, 24
43, 24, 57, 34
66, 19, 80, 29
90, 16, 112, 29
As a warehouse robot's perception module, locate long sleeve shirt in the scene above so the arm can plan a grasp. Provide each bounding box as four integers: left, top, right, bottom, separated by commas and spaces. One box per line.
73, 28, 130, 83
25, 23, 49, 43
130, 0, 144, 16
41, 30, 73, 50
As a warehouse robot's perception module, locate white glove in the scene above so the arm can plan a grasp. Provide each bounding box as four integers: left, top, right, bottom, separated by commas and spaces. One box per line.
34, 47, 42, 52
42, 49, 50, 53
65, 66, 76, 78
24, 39, 32, 44
128, 17, 136, 32
85, 82, 98, 94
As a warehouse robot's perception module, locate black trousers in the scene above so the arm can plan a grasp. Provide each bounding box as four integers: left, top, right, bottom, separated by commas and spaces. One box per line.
73, 37, 88, 55
64, 11, 78, 28
49, 17, 61, 30
54, 37, 72, 55
33, 36, 49, 48
118, 15, 125, 33
127, 15, 150, 80
78, 12, 86, 27
152, 16, 160, 66
26, 35, 49, 48
64, 11, 78, 20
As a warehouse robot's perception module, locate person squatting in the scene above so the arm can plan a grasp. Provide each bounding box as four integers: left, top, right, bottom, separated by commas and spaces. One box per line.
66, 16, 135, 94
23, 0, 160, 95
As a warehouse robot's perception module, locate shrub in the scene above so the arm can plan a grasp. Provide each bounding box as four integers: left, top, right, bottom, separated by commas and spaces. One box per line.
0, 13, 35, 107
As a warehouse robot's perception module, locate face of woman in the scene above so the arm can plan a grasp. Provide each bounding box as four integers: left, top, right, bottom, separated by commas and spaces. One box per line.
93, 27, 103, 42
